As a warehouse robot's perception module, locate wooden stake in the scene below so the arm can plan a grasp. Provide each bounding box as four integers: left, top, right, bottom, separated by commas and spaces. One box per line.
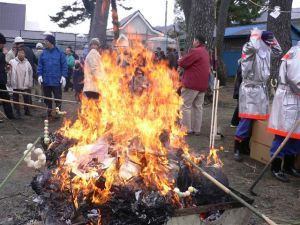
0, 89, 78, 104
182, 155, 278, 225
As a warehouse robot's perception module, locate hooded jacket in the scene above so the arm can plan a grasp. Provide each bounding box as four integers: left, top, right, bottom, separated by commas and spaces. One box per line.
268, 44, 300, 139
239, 30, 282, 120
37, 47, 67, 86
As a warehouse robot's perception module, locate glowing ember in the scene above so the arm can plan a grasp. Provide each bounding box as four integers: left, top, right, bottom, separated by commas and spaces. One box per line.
54, 42, 222, 207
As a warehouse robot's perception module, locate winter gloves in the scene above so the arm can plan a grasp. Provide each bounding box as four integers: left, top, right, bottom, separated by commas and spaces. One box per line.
38, 76, 43, 85
38, 76, 66, 88
60, 77, 66, 88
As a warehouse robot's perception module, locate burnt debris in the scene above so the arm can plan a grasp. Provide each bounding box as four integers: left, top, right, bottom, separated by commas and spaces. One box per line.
30, 133, 231, 225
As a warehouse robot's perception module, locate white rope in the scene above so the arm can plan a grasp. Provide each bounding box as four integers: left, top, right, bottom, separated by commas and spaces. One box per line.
248, 0, 300, 14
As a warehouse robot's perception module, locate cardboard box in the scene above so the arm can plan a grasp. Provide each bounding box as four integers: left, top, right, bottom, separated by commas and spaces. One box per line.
250, 140, 271, 164
250, 120, 273, 164
250, 120, 300, 166
251, 120, 274, 146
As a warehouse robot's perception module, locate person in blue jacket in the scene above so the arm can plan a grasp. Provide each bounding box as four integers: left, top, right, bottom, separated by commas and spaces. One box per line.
37, 35, 67, 117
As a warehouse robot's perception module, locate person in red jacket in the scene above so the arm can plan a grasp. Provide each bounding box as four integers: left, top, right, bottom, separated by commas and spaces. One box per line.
178, 34, 210, 135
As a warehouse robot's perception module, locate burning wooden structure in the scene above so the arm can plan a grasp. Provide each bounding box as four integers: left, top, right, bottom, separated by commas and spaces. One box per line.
28, 43, 252, 225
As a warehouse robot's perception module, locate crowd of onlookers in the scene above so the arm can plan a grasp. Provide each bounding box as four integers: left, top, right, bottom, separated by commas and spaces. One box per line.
0, 32, 182, 123
0, 33, 85, 121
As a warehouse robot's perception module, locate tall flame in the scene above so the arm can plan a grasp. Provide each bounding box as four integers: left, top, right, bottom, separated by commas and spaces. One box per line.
55, 42, 218, 206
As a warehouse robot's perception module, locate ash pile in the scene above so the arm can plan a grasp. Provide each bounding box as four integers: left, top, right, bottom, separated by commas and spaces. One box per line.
30, 133, 230, 225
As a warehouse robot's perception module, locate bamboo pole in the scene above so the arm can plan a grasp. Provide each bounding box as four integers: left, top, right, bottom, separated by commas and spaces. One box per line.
0, 110, 23, 134
0, 136, 41, 192
249, 118, 300, 196
182, 155, 278, 225
212, 80, 220, 148
0, 98, 50, 111
0, 89, 78, 104
209, 77, 217, 148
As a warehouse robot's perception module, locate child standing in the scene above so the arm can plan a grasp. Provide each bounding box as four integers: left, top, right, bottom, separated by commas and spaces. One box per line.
8, 47, 33, 118
73, 60, 84, 102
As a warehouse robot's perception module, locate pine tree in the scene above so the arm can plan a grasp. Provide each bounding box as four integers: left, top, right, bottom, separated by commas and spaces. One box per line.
50, 0, 131, 45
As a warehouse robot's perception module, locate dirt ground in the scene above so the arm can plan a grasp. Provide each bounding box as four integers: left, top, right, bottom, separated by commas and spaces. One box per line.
0, 80, 299, 225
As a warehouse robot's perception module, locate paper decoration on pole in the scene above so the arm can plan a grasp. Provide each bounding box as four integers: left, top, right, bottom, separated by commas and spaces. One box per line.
270, 6, 281, 19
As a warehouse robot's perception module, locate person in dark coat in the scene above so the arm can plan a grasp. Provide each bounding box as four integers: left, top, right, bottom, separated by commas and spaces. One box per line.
166, 47, 177, 70
231, 59, 242, 127
0, 33, 15, 120
73, 60, 84, 102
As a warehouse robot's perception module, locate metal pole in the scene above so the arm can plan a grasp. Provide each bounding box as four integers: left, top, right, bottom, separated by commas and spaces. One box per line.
164, 0, 168, 52
75, 33, 77, 51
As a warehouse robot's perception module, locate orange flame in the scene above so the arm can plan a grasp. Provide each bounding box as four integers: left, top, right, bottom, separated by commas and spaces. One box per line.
55, 42, 221, 206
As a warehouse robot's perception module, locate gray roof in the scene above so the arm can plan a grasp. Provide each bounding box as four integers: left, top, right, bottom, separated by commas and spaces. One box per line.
118, 10, 163, 34
119, 10, 139, 27
1, 29, 88, 43
254, 8, 300, 23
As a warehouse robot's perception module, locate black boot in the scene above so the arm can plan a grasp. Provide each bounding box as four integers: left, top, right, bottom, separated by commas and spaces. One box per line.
234, 140, 243, 162
284, 155, 300, 178
240, 138, 250, 155
271, 158, 289, 182
24, 108, 31, 116
15, 109, 21, 119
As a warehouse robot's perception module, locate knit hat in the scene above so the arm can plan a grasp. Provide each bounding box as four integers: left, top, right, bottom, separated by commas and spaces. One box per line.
36, 42, 43, 49
261, 31, 274, 42
89, 38, 100, 47
45, 35, 56, 45
0, 33, 6, 44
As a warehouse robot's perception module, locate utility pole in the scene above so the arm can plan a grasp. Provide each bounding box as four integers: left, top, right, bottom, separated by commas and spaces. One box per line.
164, 0, 168, 52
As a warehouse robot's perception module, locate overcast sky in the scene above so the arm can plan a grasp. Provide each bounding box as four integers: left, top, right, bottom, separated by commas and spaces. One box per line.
1, 0, 300, 33
0, 0, 176, 33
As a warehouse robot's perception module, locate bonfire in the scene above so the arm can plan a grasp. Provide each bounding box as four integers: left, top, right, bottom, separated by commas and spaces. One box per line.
30, 43, 226, 225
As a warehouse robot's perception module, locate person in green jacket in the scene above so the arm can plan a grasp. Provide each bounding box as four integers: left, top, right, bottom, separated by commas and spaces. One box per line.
64, 47, 75, 92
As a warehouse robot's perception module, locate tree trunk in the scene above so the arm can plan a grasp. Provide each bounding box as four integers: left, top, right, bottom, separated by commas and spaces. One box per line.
185, 0, 215, 50
267, 0, 293, 82
88, 8, 94, 39
111, 0, 120, 41
215, 0, 231, 85
180, 0, 192, 29
90, 0, 110, 46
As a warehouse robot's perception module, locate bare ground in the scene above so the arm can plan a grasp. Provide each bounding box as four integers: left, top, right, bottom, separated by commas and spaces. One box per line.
0, 81, 299, 225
